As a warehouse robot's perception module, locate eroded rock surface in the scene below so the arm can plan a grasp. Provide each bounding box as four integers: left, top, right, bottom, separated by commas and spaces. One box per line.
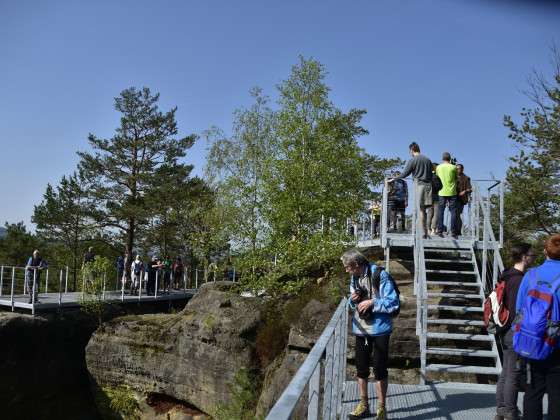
86, 282, 264, 417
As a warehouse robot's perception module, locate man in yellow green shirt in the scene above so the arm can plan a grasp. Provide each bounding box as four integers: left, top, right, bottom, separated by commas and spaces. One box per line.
435, 152, 458, 239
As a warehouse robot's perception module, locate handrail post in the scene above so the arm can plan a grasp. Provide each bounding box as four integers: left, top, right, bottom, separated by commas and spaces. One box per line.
65, 266, 68, 294
58, 269, 63, 306
155, 271, 159, 298
482, 200, 488, 293
0, 265, 3, 296
499, 181, 504, 248
10, 267, 15, 311
102, 271, 106, 301
138, 270, 142, 301
195, 269, 199, 289
45, 269, 49, 294
31, 269, 37, 315
381, 179, 388, 248
121, 270, 125, 302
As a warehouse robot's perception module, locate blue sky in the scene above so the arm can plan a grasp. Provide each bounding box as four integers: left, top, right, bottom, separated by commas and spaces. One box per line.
0, 0, 559, 227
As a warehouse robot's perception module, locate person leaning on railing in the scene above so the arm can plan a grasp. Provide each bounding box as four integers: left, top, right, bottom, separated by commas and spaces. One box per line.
342, 249, 400, 420
25, 249, 48, 304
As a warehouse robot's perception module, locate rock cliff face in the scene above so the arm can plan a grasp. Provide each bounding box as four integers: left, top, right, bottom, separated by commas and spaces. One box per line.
86, 282, 265, 418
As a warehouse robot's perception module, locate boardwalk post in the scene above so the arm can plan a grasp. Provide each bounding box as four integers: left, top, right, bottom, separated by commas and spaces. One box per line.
233, 267, 236, 282
499, 181, 504, 247
58, 269, 63, 306
65, 266, 68, 294
81, 272, 85, 302
121, 272, 125, 302
31, 269, 37, 315
0, 265, 3, 296
10, 267, 15, 311
155, 271, 159, 298
102, 271, 106, 301
195, 269, 198, 289
138, 270, 142, 301
183, 272, 186, 292
321, 335, 335, 419
45, 269, 49, 293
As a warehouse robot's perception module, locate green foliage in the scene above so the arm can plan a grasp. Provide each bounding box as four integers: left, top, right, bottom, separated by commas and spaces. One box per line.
503, 49, 560, 241
0, 222, 43, 266
77, 87, 198, 255
81, 255, 112, 325
215, 368, 261, 420
98, 385, 140, 420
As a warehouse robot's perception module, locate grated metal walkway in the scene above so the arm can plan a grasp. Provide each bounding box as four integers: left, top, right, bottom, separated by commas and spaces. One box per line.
0, 289, 195, 312
341, 382, 549, 419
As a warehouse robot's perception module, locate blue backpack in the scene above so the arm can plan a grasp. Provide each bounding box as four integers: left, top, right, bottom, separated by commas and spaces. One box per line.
513, 269, 560, 360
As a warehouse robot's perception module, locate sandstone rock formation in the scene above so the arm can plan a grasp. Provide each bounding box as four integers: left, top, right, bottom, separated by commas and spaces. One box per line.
86, 282, 264, 418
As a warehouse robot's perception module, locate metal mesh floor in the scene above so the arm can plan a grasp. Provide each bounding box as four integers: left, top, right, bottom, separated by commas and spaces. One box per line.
341, 382, 549, 419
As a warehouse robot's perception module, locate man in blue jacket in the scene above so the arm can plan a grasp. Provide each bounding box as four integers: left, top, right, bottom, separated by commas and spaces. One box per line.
514, 233, 560, 420
342, 249, 400, 420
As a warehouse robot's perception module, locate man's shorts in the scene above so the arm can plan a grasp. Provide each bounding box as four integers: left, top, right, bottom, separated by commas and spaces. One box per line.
417, 181, 433, 207
355, 334, 390, 381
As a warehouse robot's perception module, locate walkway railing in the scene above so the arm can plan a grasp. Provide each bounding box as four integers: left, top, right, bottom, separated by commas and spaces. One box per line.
266, 298, 348, 420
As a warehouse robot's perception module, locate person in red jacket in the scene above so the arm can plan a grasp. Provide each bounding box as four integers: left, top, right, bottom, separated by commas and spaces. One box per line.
495, 243, 536, 420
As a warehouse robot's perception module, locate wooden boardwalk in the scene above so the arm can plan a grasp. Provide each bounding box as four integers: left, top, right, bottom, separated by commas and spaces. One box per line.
341, 382, 549, 419
0, 289, 196, 313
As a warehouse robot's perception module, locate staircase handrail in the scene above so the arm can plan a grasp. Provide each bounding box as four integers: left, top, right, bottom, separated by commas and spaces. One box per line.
266, 298, 348, 420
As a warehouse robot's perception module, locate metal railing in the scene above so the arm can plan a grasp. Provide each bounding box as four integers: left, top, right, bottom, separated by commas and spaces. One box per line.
266, 298, 348, 420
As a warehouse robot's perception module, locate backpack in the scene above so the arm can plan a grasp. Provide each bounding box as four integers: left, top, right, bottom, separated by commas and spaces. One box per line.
512, 269, 560, 360
371, 266, 401, 318
483, 279, 509, 334
134, 262, 142, 275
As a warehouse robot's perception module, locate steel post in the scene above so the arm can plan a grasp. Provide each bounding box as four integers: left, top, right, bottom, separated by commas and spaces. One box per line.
65, 266, 68, 294
155, 271, 159, 298
58, 269, 63, 306
10, 267, 15, 311
0, 265, 3, 296
31, 269, 37, 315
45, 269, 49, 293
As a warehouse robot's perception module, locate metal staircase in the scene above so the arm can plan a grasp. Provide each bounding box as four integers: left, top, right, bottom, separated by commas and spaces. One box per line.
407, 180, 505, 384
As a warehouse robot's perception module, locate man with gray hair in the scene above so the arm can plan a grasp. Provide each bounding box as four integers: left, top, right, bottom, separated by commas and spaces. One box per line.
25, 249, 48, 304
342, 249, 400, 419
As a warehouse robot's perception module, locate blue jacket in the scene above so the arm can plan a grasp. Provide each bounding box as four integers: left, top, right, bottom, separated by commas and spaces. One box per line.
348, 263, 399, 336
515, 258, 560, 349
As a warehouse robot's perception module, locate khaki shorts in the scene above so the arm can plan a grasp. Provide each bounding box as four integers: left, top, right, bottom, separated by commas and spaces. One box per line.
417, 181, 433, 207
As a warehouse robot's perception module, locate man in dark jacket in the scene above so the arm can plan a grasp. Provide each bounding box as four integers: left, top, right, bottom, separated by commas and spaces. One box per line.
455, 163, 472, 236
387, 171, 408, 232
495, 243, 536, 420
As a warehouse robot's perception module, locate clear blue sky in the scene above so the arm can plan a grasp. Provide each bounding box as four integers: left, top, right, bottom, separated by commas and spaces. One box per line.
1, 0, 559, 227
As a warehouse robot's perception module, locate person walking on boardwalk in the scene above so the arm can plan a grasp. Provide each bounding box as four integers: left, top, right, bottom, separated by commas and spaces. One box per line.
146, 256, 158, 296
514, 234, 560, 420
427, 163, 443, 235
130, 255, 144, 294
387, 171, 408, 232
455, 163, 472, 236
495, 243, 535, 420
435, 152, 458, 238
25, 249, 48, 303
342, 249, 400, 420
389, 142, 433, 238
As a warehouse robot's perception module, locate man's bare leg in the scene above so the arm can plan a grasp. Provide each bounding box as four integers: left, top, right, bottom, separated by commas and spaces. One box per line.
375, 378, 388, 407
419, 206, 429, 237
358, 377, 368, 401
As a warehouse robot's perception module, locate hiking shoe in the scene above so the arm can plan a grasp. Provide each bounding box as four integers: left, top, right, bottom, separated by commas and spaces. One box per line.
348, 400, 370, 419
376, 405, 386, 420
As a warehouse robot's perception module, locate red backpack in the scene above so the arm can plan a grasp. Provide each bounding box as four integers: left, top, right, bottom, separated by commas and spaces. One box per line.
483, 279, 509, 334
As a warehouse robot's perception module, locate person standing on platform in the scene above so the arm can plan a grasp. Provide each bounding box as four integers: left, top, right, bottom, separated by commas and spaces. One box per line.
435, 152, 458, 239
162, 255, 172, 294
387, 171, 408, 232
342, 249, 400, 420
389, 142, 433, 238
455, 163, 472, 237
130, 255, 144, 294
172, 256, 185, 289
495, 243, 535, 420
25, 250, 48, 304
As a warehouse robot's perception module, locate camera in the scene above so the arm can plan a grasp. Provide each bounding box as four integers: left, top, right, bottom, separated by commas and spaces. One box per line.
354, 286, 373, 321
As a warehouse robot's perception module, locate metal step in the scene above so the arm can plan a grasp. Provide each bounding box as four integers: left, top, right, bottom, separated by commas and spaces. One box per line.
426, 364, 500, 375
426, 269, 476, 274
427, 319, 485, 326
427, 293, 482, 299
429, 305, 483, 313
426, 347, 497, 358
427, 281, 480, 287
427, 332, 493, 341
